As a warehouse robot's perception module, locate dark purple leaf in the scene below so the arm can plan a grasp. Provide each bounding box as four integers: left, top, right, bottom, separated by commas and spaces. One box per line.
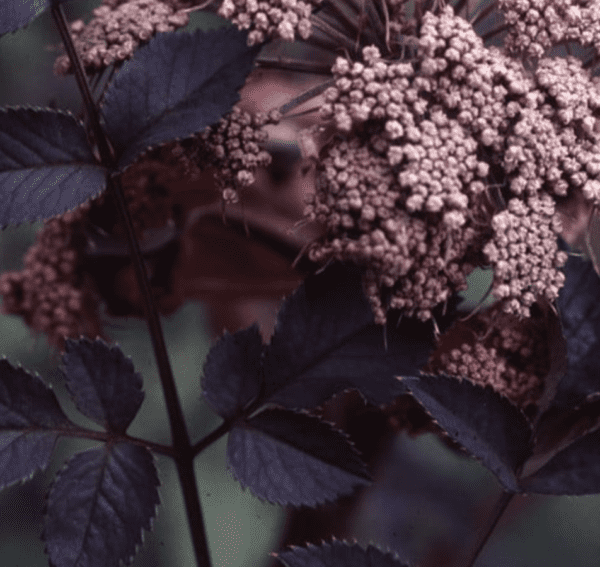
0, 0, 50, 36
0, 108, 106, 228
554, 254, 600, 407
531, 304, 568, 421
101, 27, 259, 170
59, 337, 144, 433
0, 358, 74, 489
521, 428, 600, 494
227, 408, 371, 507
529, 395, 600, 469
43, 443, 160, 567
273, 540, 410, 567
402, 375, 532, 492
201, 324, 263, 420
262, 263, 437, 410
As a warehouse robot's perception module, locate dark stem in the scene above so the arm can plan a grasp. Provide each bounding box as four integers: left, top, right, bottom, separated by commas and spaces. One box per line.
51, 5, 212, 566
481, 23, 509, 43
192, 419, 232, 456
462, 490, 516, 567
53, 424, 178, 458
311, 16, 359, 52
278, 80, 334, 116
255, 56, 333, 74
50, 3, 115, 166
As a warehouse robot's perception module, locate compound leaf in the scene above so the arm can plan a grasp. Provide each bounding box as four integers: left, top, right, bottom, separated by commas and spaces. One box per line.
227, 408, 371, 507
0, 107, 106, 229
43, 443, 160, 567
554, 254, 600, 407
0, 358, 74, 490
101, 27, 259, 170
273, 540, 410, 567
59, 337, 144, 434
262, 262, 438, 410
402, 374, 532, 492
201, 324, 263, 420
521, 428, 600, 495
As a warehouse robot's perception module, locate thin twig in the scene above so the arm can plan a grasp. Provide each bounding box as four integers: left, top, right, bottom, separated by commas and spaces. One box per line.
380, 0, 391, 53
454, 0, 467, 18
311, 15, 359, 52
470, 1, 499, 27
54, 424, 178, 458
278, 80, 334, 115
462, 491, 516, 567
180, 0, 217, 13
192, 420, 232, 456
320, 0, 361, 40
283, 105, 323, 119
482, 23, 509, 43
255, 56, 333, 74
51, 5, 212, 566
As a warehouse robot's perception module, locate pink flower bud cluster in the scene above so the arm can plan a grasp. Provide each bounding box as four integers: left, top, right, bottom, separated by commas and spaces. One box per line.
54, 0, 190, 75
218, 0, 320, 45
439, 342, 541, 407
198, 106, 281, 203
483, 196, 568, 317
427, 303, 550, 407
0, 204, 104, 352
306, 5, 600, 323
499, 0, 600, 59
305, 132, 479, 324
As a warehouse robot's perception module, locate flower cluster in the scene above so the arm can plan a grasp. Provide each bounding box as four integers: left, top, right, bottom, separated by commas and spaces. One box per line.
218, 0, 321, 45
499, 0, 600, 58
306, 5, 600, 323
0, 204, 106, 352
533, 57, 600, 203
483, 196, 567, 316
307, 13, 501, 322
54, 0, 190, 75
175, 106, 280, 203
426, 302, 550, 408
305, 133, 480, 323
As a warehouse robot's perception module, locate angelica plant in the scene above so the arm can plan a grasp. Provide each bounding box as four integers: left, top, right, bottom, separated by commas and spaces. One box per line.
2, 0, 600, 567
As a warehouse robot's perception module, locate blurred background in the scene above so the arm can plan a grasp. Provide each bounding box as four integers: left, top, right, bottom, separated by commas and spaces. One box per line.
1, 2, 600, 566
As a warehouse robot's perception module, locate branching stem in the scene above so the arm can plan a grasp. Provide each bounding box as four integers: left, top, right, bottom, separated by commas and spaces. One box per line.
54, 424, 178, 458
462, 490, 516, 567
51, 5, 212, 566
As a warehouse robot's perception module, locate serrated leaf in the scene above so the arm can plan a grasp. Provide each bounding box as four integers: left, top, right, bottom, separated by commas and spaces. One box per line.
527, 395, 600, 475
43, 443, 160, 567
101, 27, 259, 170
0, 358, 74, 490
521, 428, 600, 495
59, 337, 144, 433
0, 107, 106, 228
554, 254, 600, 407
227, 408, 371, 506
0, 0, 52, 37
262, 263, 438, 410
273, 539, 410, 567
201, 324, 263, 420
402, 375, 532, 492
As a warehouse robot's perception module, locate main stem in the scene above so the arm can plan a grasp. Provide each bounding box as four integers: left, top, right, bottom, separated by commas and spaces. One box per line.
51, 5, 212, 566
462, 490, 515, 567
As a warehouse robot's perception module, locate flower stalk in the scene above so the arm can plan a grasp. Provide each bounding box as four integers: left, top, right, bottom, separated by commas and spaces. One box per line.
50, 4, 212, 566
